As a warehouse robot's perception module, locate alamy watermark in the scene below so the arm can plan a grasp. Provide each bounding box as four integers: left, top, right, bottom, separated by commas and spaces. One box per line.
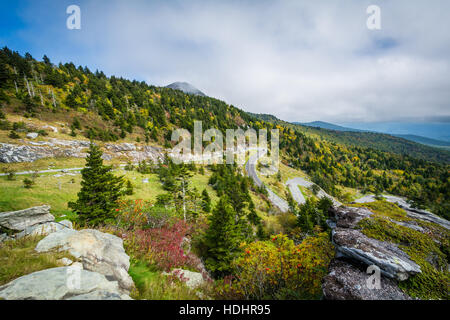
366, 265, 381, 290
170, 121, 279, 172
67, 5, 81, 30
367, 5, 381, 30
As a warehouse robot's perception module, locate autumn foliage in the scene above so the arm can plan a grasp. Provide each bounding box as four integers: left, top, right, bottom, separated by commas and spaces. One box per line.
217, 231, 334, 299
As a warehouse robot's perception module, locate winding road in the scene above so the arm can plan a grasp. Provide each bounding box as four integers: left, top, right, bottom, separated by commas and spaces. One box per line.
245, 150, 341, 213
286, 177, 342, 207
245, 151, 290, 213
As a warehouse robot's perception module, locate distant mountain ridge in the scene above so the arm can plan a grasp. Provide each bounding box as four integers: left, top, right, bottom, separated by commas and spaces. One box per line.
298, 121, 450, 148
296, 121, 366, 133
166, 82, 205, 96
392, 134, 450, 148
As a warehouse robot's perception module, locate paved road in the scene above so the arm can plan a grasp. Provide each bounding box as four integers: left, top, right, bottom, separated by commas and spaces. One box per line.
286, 177, 342, 207
0, 164, 128, 177
0, 167, 85, 176
245, 150, 289, 213
286, 178, 306, 205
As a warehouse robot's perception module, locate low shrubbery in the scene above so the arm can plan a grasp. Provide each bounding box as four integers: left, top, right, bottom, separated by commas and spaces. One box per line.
113, 199, 206, 273
216, 231, 334, 300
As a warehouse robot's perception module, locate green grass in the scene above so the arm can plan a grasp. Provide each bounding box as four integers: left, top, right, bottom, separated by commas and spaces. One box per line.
128, 260, 200, 300
0, 167, 218, 221
0, 235, 75, 286
0, 173, 81, 220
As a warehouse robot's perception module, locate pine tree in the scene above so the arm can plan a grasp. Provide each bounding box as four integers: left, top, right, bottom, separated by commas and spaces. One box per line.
68, 143, 125, 226
201, 189, 211, 213
125, 180, 134, 195
297, 198, 316, 234
204, 197, 241, 277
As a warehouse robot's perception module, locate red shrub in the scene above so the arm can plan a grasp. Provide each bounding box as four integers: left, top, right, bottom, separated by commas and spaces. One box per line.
125, 219, 203, 272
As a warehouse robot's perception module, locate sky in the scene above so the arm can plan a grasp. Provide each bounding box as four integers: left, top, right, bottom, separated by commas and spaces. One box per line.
1, 0, 449, 125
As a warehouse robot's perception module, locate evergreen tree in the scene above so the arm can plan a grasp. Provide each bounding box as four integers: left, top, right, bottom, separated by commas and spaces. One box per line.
8, 130, 19, 139
204, 197, 241, 277
125, 180, 134, 195
201, 189, 211, 213
297, 198, 316, 234
68, 143, 125, 226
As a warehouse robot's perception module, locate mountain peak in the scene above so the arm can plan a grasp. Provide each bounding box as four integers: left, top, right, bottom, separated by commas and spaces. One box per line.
166, 82, 205, 96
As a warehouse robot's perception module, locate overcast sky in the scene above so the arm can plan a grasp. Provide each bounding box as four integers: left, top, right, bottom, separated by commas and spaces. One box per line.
1, 0, 449, 123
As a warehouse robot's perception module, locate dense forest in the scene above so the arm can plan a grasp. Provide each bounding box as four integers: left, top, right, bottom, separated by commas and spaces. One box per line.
0, 47, 448, 219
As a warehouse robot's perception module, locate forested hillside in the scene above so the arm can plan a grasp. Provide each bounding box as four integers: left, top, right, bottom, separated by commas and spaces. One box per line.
0, 47, 448, 218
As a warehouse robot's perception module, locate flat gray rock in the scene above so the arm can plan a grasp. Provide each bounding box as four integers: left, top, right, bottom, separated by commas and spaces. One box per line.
0, 267, 131, 300
15, 220, 73, 239
0, 205, 54, 231
333, 228, 421, 281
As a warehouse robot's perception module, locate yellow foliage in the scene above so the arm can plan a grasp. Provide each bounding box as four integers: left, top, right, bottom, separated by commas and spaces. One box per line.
226, 233, 334, 299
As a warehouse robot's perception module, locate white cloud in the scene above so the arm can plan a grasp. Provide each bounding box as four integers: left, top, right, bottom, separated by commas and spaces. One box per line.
18, 0, 450, 123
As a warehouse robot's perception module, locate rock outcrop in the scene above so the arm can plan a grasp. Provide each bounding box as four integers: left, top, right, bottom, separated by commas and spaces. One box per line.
0, 205, 55, 231
323, 206, 418, 300
35, 228, 134, 293
105, 143, 164, 163
0, 140, 164, 164
329, 206, 422, 281
333, 228, 421, 280
322, 260, 411, 300
0, 204, 134, 300
353, 194, 450, 230
0, 266, 131, 300
0, 142, 87, 163
0, 205, 74, 243
323, 203, 450, 300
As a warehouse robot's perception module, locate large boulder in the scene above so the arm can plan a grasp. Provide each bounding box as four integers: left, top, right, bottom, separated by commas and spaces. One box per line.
35, 228, 134, 293
322, 260, 411, 300
0, 205, 54, 231
0, 266, 131, 300
333, 228, 421, 281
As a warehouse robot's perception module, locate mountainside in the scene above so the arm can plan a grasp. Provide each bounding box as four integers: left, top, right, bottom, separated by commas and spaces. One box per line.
256, 115, 450, 164
0, 48, 449, 218
166, 82, 205, 96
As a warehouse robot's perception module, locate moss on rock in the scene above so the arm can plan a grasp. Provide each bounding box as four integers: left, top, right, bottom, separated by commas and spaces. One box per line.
352, 200, 449, 300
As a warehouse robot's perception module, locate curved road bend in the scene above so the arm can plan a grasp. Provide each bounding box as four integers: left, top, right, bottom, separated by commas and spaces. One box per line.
245, 151, 289, 213
286, 177, 342, 207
